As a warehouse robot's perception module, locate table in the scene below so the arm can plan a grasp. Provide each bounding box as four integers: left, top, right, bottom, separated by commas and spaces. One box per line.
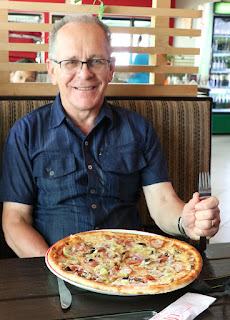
0, 242, 229, 320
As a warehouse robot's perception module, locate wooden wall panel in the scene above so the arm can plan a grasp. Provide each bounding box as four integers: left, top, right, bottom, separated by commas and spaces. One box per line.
0, 1, 202, 97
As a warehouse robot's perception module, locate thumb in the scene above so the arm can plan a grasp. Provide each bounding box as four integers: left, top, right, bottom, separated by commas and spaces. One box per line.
186, 192, 200, 211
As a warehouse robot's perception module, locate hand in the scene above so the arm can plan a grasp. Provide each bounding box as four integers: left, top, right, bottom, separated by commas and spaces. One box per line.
181, 192, 220, 240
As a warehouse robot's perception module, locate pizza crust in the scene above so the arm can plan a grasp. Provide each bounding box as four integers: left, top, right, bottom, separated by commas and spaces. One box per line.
46, 230, 202, 295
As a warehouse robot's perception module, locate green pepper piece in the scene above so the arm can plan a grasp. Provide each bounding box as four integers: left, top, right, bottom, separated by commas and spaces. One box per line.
63, 246, 78, 260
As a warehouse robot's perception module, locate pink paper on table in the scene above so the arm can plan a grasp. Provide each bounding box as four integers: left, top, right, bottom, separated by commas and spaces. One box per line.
149, 292, 216, 320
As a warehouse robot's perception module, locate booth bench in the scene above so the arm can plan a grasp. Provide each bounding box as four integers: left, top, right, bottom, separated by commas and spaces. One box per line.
0, 96, 212, 258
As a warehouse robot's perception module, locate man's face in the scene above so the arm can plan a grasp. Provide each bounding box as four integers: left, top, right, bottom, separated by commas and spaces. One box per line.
10, 70, 37, 83
47, 22, 115, 115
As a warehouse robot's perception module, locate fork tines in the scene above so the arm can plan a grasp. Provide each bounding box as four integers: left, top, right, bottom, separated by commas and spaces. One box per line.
199, 172, 211, 197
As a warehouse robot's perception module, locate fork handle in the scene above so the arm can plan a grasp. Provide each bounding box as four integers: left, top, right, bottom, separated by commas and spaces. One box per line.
199, 236, 207, 251
199, 193, 211, 197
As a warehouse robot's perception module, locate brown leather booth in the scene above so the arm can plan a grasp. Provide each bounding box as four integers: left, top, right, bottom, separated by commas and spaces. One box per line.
0, 96, 212, 258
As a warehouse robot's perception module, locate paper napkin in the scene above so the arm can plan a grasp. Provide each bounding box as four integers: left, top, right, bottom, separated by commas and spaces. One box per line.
149, 292, 216, 320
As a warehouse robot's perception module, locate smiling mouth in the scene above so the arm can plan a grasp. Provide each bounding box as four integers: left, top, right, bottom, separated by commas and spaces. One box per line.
75, 86, 95, 90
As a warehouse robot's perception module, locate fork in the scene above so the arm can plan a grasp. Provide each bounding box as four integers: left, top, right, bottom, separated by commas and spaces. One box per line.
199, 172, 211, 197
198, 172, 211, 250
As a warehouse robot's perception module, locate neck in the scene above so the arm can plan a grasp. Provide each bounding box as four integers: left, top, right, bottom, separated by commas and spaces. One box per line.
68, 108, 100, 136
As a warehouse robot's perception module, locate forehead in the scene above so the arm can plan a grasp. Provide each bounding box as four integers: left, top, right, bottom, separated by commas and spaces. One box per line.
14, 70, 36, 78
55, 22, 110, 57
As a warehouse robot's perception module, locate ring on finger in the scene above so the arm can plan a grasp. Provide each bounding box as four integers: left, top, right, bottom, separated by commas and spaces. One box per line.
211, 219, 216, 228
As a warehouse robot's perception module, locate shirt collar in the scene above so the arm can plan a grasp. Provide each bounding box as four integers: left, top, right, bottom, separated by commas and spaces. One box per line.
49, 95, 114, 129
94, 98, 113, 129
50, 94, 66, 129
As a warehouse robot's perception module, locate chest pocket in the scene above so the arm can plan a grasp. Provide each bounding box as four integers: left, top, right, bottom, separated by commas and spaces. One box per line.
33, 152, 76, 179
100, 143, 147, 174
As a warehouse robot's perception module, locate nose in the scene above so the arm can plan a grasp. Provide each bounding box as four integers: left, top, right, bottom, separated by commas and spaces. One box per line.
80, 61, 89, 70
77, 62, 93, 78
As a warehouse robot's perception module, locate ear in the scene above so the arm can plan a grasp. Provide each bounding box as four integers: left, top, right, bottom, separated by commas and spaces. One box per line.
108, 56, 115, 83
46, 59, 57, 85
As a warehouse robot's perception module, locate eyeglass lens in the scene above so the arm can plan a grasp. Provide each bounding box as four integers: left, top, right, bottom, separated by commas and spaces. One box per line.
60, 59, 109, 74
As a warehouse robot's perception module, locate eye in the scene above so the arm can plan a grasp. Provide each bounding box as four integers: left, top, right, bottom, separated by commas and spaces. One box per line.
91, 59, 103, 66
69, 60, 79, 65
63, 60, 79, 68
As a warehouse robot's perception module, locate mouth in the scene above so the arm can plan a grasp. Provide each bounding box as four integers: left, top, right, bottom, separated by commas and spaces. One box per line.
75, 86, 95, 91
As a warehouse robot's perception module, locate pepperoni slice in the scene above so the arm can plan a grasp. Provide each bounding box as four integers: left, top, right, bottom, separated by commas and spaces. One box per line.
171, 262, 184, 273
150, 239, 165, 249
142, 275, 155, 283
87, 259, 99, 267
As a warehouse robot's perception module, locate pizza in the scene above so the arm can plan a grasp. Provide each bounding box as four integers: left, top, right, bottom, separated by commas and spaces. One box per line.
46, 230, 202, 295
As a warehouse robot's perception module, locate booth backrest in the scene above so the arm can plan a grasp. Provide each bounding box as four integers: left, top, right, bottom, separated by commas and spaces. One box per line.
0, 96, 212, 258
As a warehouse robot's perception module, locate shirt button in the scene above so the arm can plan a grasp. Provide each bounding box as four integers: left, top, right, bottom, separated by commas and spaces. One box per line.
90, 189, 95, 194
88, 165, 93, 170
91, 204, 97, 209
85, 141, 88, 146
49, 171, 54, 176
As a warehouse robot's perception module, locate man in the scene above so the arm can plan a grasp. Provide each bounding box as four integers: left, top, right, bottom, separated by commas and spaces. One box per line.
0, 14, 220, 258
10, 58, 37, 83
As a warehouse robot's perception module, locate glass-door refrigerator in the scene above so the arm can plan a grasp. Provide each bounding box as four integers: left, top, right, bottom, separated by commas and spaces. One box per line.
209, 2, 230, 133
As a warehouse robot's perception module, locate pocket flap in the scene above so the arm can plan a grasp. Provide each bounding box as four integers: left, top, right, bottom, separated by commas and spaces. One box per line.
100, 144, 146, 174
33, 152, 76, 179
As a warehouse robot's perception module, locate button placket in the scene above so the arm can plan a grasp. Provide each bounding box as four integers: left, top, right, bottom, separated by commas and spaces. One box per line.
84, 138, 99, 212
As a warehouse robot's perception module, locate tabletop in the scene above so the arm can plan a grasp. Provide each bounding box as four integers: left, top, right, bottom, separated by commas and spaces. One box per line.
0, 242, 229, 320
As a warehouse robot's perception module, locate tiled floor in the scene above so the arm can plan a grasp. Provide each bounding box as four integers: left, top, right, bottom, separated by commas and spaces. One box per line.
210, 135, 230, 243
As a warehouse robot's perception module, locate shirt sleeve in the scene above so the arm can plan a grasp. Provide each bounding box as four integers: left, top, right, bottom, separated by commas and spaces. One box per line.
140, 120, 170, 186
0, 121, 36, 204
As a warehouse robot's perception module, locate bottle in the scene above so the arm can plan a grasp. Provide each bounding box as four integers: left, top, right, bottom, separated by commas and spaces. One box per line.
227, 58, 230, 69
222, 75, 228, 87
224, 37, 228, 52
209, 74, 215, 88
213, 39, 218, 52
212, 58, 216, 71
216, 58, 220, 71
219, 74, 223, 87
217, 38, 222, 51
220, 58, 224, 70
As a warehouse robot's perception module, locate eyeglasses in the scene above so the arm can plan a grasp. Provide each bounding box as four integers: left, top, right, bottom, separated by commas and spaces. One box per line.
51, 58, 111, 75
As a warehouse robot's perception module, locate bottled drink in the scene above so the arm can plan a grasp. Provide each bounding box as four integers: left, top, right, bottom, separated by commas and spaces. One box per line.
210, 74, 215, 88
213, 39, 218, 52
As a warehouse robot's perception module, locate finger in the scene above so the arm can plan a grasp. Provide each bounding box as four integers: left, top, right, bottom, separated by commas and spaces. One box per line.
195, 216, 221, 230
195, 207, 220, 221
184, 192, 200, 212
195, 196, 219, 210
194, 225, 219, 238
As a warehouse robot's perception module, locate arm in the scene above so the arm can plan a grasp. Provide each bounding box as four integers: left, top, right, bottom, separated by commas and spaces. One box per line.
143, 182, 220, 240
2, 202, 49, 258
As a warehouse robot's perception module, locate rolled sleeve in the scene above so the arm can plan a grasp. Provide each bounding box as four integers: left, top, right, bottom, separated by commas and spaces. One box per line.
0, 122, 36, 204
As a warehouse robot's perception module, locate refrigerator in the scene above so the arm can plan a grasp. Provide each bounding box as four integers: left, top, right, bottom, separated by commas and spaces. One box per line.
209, 2, 230, 133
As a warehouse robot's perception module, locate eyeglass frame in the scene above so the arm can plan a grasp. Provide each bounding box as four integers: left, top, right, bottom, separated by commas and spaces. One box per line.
50, 58, 111, 73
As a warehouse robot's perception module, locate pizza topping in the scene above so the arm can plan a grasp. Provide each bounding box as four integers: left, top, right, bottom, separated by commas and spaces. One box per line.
47, 231, 202, 295
137, 242, 146, 246
142, 275, 156, 283
150, 239, 165, 249
117, 266, 133, 277
63, 246, 78, 260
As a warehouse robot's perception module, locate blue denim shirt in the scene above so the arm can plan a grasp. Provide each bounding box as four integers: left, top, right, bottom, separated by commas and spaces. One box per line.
0, 95, 170, 245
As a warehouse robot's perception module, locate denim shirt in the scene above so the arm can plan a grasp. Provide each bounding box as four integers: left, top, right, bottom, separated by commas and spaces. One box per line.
0, 95, 170, 245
